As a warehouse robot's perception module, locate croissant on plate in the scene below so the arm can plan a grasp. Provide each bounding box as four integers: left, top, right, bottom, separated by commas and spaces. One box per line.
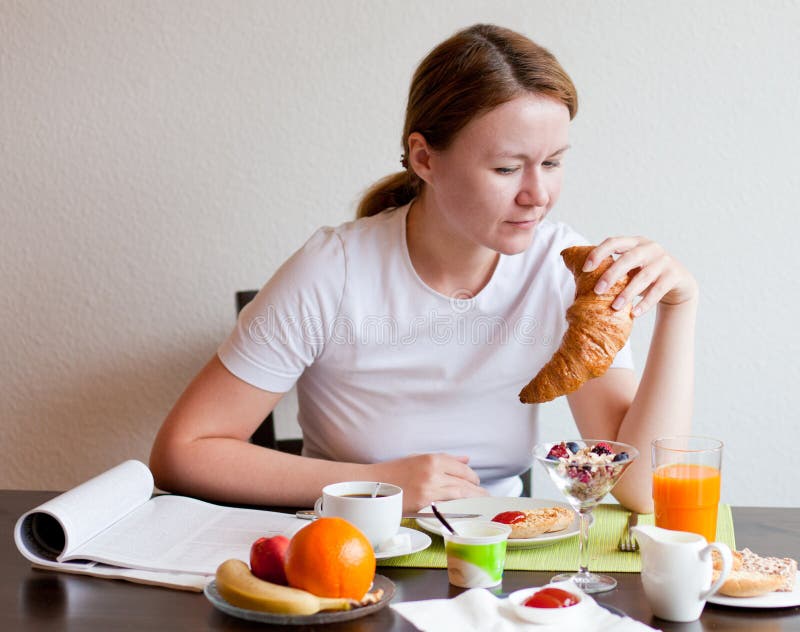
519, 245, 634, 404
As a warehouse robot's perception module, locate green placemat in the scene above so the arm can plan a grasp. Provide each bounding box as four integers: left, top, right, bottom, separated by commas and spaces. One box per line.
379, 504, 735, 572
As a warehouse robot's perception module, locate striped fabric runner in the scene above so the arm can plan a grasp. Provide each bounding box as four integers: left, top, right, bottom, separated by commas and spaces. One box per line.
378, 503, 735, 572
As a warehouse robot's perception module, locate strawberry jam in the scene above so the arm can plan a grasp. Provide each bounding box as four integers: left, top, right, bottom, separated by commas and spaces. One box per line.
523, 587, 580, 608
492, 511, 526, 525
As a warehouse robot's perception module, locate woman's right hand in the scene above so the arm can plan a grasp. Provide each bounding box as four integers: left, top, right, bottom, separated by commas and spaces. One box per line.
372, 453, 488, 511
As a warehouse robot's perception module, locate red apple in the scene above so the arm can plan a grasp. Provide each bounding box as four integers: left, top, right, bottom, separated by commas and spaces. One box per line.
250, 535, 290, 585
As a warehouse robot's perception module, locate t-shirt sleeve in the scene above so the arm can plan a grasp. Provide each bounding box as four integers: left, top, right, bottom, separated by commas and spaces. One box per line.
217, 227, 346, 392
549, 222, 635, 371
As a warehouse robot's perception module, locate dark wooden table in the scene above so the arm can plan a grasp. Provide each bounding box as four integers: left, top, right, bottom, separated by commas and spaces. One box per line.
2, 490, 799, 631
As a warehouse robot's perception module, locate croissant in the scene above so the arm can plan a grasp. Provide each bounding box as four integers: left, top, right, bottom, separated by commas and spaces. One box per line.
519, 245, 634, 404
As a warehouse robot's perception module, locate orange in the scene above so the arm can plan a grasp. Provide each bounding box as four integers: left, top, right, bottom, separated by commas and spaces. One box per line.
284, 517, 376, 600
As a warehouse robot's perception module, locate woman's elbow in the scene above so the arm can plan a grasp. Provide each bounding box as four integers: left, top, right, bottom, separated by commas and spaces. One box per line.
149, 435, 185, 493
621, 497, 654, 514
612, 478, 654, 514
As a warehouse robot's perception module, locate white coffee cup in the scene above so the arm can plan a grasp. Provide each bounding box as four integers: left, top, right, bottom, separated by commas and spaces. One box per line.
313, 481, 402, 549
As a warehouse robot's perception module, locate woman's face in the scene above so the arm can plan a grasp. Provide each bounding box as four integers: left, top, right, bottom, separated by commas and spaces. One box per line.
425, 93, 571, 256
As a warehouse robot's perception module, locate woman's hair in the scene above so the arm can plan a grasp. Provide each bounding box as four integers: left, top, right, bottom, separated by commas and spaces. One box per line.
356, 24, 577, 219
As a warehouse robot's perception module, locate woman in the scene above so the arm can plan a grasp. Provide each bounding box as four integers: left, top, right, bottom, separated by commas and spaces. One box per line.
150, 24, 696, 513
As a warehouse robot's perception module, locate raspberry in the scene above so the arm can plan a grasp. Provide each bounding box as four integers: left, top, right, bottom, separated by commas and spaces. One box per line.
577, 469, 592, 484
591, 442, 613, 456
546, 442, 570, 460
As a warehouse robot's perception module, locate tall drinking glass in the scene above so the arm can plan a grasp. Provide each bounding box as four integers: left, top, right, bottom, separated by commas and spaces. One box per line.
652, 436, 723, 542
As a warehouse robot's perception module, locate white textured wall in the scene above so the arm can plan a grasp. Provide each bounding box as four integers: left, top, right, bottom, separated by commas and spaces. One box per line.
2, 1, 798, 505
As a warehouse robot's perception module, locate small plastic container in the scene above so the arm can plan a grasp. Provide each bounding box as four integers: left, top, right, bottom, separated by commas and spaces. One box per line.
506, 584, 590, 624
443, 521, 511, 588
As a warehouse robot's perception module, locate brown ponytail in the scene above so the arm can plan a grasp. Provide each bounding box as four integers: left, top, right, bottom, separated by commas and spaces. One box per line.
356, 24, 577, 219
356, 171, 421, 220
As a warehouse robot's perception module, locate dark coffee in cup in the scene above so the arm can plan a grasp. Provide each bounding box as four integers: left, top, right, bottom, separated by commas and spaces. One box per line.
316, 482, 403, 547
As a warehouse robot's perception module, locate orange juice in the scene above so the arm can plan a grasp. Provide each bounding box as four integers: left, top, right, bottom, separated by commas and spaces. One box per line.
652, 463, 721, 542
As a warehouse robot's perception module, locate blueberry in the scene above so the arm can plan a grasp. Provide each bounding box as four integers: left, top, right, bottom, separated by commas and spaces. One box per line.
546, 453, 559, 461
612, 452, 629, 462
566, 441, 580, 454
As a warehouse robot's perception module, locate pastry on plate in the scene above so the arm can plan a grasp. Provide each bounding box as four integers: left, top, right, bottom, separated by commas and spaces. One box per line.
492, 507, 572, 539
712, 547, 797, 597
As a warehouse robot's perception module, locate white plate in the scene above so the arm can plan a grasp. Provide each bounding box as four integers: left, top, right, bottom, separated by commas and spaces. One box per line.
416, 498, 579, 549
707, 571, 800, 608
375, 526, 432, 559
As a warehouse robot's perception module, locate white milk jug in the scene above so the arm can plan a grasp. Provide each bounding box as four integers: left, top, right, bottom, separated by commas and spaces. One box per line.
632, 525, 732, 622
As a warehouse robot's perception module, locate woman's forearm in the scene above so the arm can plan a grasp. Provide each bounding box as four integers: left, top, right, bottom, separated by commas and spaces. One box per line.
151, 436, 487, 511
151, 437, 374, 508
613, 296, 698, 512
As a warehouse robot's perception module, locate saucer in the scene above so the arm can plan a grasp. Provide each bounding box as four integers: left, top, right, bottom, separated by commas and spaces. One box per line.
375, 526, 431, 559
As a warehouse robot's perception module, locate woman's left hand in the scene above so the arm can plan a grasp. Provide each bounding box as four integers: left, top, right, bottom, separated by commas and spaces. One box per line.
582, 236, 698, 317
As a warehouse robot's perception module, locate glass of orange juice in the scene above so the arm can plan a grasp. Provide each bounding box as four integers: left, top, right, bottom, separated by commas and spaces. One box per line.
652, 436, 723, 542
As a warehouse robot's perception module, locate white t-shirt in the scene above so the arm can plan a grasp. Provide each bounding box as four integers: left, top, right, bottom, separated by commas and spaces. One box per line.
218, 203, 633, 496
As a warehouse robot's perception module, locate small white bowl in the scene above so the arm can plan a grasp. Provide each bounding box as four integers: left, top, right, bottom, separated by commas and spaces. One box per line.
506, 585, 590, 625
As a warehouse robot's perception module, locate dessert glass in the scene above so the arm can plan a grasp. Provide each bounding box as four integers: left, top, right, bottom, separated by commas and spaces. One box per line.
533, 439, 638, 593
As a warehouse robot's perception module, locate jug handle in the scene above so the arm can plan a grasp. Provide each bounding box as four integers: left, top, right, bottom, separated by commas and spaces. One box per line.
699, 542, 733, 600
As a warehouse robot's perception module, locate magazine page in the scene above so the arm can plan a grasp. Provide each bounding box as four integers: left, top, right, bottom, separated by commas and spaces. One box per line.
31, 560, 209, 591
14, 460, 154, 566
65, 494, 307, 574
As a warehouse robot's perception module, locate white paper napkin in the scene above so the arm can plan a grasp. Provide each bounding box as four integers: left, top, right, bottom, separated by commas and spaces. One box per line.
391, 583, 662, 632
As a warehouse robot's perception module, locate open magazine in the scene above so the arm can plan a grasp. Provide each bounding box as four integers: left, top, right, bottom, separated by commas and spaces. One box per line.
14, 460, 306, 591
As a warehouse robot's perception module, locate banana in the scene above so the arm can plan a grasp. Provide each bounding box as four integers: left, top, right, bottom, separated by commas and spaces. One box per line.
215, 559, 354, 615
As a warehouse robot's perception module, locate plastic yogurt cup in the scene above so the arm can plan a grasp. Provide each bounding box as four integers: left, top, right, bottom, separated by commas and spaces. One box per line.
443, 521, 512, 588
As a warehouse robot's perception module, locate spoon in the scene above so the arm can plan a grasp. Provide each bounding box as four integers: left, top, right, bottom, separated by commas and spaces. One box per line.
371, 482, 381, 498
431, 501, 457, 535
